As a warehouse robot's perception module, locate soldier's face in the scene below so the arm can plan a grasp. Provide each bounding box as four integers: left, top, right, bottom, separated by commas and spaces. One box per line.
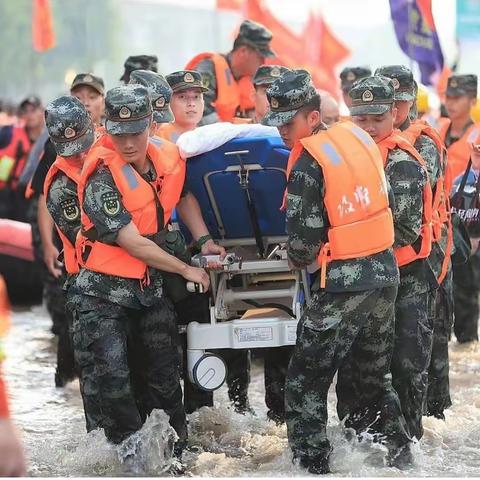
109, 126, 150, 165
254, 85, 270, 122
394, 100, 413, 127
71, 85, 105, 126
241, 46, 265, 77
278, 109, 321, 148
352, 107, 397, 143
21, 105, 44, 130
170, 89, 204, 128
445, 95, 476, 120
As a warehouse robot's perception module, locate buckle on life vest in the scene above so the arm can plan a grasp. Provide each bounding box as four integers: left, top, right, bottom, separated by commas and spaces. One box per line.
319, 243, 331, 289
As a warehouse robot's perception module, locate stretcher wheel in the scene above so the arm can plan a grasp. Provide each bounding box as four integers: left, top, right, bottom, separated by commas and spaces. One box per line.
192, 353, 227, 391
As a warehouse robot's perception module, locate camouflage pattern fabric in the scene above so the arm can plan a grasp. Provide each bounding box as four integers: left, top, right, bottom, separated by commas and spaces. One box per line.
446, 74, 478, 97
166, 70, 209, 93
348, 76, 395, 116
375, 65, 416, 102
252, 65, 290, 87
286, 286, 410, 467
339, 66, 371, 94
285, 149, 399, 291
426, 268, 454, 418
70, 293, 187, 447
72, 165, 163, 309
120, 54, 158, 83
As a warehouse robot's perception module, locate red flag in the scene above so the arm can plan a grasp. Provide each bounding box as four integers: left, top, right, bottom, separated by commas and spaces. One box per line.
32, 0, 55, 52
217, 0, 245, 10
415, 0, 435, 31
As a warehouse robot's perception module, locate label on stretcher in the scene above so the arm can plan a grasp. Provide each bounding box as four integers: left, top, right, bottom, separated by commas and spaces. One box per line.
234, 326, 273, 343
287, 325, 297, 343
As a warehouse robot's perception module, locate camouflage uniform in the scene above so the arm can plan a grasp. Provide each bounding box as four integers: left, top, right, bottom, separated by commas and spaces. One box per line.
192, 20, 274, 124
119, 54, 158, 84
339, 66, 371, 98
349, 75, 431, 441
69, 86, 187, 449
445, 74, 480, 343
377, 66, 454, 419
262, 71, 410, 474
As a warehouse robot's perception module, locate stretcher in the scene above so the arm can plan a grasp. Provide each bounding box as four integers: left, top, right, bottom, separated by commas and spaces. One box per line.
178, 136, 311, 391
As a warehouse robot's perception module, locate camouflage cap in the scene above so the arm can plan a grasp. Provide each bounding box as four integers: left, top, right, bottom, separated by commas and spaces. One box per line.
374, 65, 415, 101
340, 66, 372, 92
166, 70, 209, 94
70, 72, 105, 95
104, 85, 152, 135
261, 69, 317, 127
119, 54, 158, 82
19, 95, 42, 112
45, 96, 95, 157
129, 70, 174, 124
349, 76, 395, 116
253, 65, 290, 86
235, 20, 275, 57
446, 74, 478, 97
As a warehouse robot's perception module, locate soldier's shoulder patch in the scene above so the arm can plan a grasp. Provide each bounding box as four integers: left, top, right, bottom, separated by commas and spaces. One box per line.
101, 191, 121, 216
60, 198, 80, 222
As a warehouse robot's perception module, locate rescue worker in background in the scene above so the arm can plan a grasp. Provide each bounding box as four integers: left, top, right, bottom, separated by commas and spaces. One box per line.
317, 90, 340, 127
0, 95, 44, 220
69, 85, 209, 456
252, 65, 290, 123
129, 69, 219, 414
349, 76, 430, 444
262, 70, 411, 474
0, 275, 27, 477
416, 83, 439, 128
162, 70, 254, 414
375, 66, 454, 419
30, 74, 106, 387
339, 66, 371, 111
119, 54, 158, 84
440, 74, 480, 344
42, 96, 96, 388
186, 19, 275, 124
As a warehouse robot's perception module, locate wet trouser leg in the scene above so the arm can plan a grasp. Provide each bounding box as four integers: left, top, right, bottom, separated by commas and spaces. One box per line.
264, 345, 293, 423
426, 268, 453, 418
72, 294, 187, 446
174, 293, 213, 414
453, 254, 480, 343
286, 286, 410, 466
217, 348, 251, 412
390, 275, 433, 441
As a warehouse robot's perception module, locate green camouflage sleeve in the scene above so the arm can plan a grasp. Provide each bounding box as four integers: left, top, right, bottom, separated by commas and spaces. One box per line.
46, 172, 81, 246
414, 133, 440, 190
385, 148, 427, 248
83, 166, 132, 244
286, 150, 327, 268
195, 58, 220, 124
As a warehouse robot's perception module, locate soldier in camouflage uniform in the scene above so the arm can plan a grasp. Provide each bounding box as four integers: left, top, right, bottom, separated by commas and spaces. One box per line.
339, 66, 371, 109
262, 70, 411, 474
68, 85, 210, 453
349, 76, 431, 443
188, 19, 275, 124
375, 66, 454, 419
119, 55, 158, 84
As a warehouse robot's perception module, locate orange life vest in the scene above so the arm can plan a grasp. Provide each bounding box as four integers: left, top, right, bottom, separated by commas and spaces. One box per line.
155, 123, 181, 143
186, 52, 255, 122
0, 126, 31, 190
378, 132, 433, 267
400, 120, 453, 283
438, 117, 480, 180
76, 139, 184, 280
43, 156, 83, 275
288, 121, 395, 288
0, 275, 10, 418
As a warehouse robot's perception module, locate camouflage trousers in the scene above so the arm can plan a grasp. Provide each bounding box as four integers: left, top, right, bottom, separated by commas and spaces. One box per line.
390, 275, 434, 441
70, 294, 187, 447
426, 269, 453, 418
452, 253, 480, 343
286, 286, 410, 463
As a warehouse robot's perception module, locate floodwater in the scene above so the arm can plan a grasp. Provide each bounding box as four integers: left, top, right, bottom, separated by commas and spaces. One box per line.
4, 304, 480, 477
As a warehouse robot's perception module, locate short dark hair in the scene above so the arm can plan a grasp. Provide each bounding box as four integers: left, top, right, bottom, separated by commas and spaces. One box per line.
298, 93, 321, 117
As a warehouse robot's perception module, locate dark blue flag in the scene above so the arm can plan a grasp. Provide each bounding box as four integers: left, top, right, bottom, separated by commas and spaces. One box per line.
389, 0, 444, 85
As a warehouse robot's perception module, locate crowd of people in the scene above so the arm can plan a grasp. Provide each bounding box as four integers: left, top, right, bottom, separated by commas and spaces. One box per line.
1, 17, 480, 476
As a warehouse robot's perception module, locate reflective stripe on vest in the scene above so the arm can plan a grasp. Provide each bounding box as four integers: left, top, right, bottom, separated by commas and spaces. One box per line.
379, 132, 433, 267
186, 52, 254, 121
289, 121, 395, 288
0, 126, 30, 190
43, 156, 83, 274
